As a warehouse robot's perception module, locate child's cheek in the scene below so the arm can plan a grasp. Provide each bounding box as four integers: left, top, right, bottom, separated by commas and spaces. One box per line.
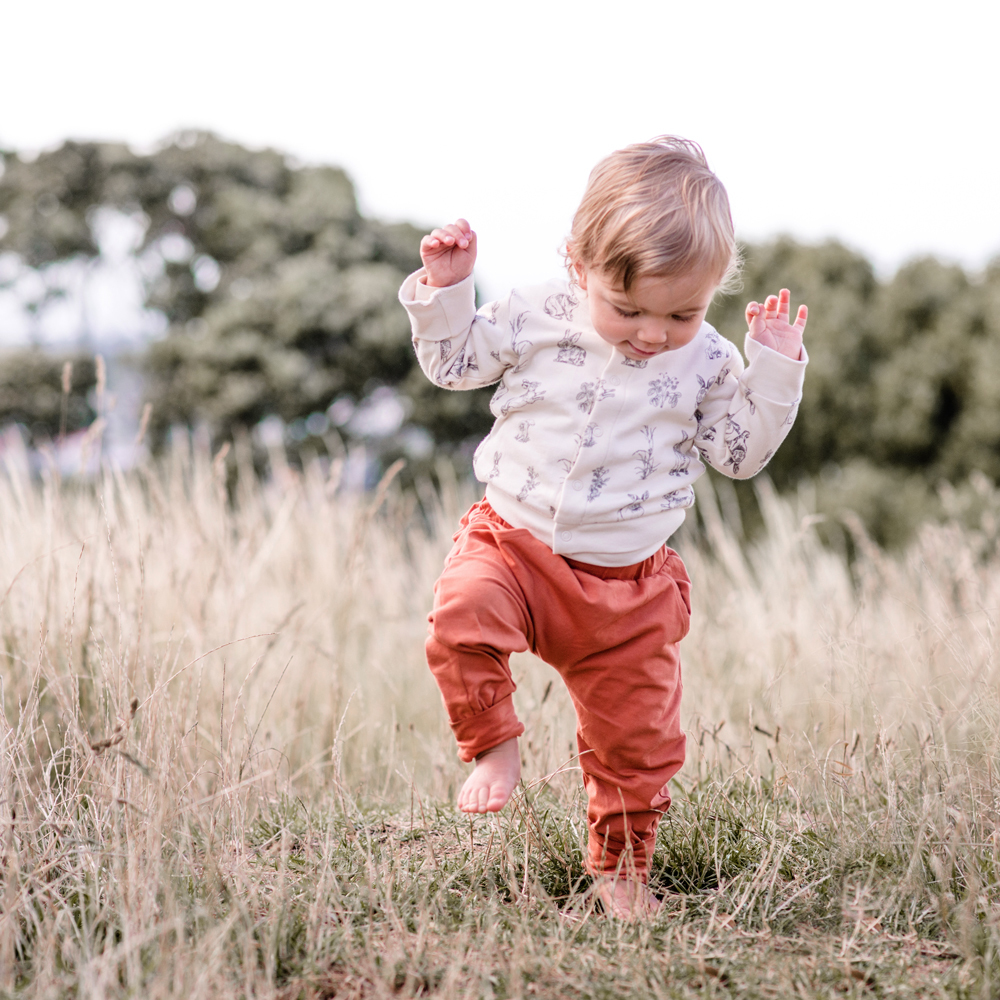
599, 308, 624, 338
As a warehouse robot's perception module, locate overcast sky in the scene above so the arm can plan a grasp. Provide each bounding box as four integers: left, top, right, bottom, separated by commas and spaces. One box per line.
3, 0, 999, 301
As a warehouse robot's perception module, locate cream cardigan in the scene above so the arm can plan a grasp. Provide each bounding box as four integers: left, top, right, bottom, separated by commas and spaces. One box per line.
400, 270, 807, 566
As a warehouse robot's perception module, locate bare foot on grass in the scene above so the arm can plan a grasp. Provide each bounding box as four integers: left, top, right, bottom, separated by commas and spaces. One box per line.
457, 737, 521, 813
593, 877, 661, 920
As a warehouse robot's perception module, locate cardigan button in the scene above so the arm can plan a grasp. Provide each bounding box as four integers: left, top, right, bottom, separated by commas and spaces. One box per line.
571, 479, 583, 491
560, 531, 573, 541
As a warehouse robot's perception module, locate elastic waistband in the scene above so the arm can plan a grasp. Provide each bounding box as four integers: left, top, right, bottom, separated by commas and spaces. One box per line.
464, 500, 675, 582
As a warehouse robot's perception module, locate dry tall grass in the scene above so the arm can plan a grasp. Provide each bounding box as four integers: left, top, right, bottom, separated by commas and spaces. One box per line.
1, 436, 998, 997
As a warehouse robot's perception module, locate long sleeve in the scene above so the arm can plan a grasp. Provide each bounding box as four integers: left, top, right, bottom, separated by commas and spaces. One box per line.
693, 335, 807, 479
398, 269, 511, 390
397, 270, 809, 566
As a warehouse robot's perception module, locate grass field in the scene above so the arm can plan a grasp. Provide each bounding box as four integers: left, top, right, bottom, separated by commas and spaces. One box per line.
1, 436, 999, 998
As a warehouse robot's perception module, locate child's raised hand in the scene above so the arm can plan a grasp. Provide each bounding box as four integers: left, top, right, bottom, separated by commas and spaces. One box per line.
746, 289, 808, 361
420, 218, 477, 288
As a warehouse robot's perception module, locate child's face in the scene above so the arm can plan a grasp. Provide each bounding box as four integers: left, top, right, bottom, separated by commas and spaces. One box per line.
577, 266, 719, 361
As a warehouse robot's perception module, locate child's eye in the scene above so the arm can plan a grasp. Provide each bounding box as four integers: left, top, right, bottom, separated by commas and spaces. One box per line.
673, 315, 695, 323
613, 305, 640, 318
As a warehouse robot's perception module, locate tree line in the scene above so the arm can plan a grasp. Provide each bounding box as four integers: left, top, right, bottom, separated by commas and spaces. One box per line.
1, 133, 998, 543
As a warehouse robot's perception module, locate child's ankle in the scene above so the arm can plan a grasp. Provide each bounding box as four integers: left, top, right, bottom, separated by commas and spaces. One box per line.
457, 736, 521, 813
476, 735, 519, 760
592, 874, 659, 920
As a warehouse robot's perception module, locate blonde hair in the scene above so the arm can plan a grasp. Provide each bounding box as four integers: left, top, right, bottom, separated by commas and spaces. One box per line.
566, 136, 740, 294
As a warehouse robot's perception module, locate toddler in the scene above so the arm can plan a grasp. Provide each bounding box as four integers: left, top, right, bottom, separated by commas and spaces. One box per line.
398, 137, 808, 917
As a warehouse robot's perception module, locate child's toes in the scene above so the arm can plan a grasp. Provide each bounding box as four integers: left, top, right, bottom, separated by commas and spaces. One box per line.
458, 776, 480, 812
476, 784, 494, 812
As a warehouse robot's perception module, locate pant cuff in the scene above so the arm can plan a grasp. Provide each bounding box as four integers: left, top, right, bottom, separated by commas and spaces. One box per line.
586, 831, 657, 879
452, 694, 524, 762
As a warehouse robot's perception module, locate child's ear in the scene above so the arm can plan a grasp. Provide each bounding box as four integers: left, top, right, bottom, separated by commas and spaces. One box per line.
573, 262, 588, 290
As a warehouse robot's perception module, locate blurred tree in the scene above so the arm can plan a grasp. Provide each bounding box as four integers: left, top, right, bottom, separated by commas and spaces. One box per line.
0, 133, 494, 460
708, 239, 1000, 544
708, 238, 882, 487
4, 137, 1000, 545
710, 240, 1000, 486
0, 350, 96, 441
948, 259, 1000, 482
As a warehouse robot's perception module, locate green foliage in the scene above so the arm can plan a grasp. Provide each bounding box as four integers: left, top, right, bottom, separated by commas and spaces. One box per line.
727, 242, 1000, 485
0, 142, 122, 265
4, 137, 1000, 535
0, 349, 96, 442
708, 240, 1000, 544
0, 134, 460, 453
710, 238, 881, 484
653, 776, 767, 893
138, 146, 430, 443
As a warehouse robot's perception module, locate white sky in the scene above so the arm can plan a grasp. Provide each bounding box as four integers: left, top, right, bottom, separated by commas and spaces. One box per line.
3, 0, 999, 302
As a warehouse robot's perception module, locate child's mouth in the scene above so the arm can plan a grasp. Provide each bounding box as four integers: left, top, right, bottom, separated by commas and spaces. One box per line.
627, 342, 661, 357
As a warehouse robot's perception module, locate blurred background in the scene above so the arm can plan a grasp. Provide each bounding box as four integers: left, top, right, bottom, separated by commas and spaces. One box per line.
2, 0, 999, 545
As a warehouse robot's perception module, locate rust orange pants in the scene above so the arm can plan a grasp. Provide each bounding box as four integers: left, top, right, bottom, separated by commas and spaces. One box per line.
427, 500, 690, 877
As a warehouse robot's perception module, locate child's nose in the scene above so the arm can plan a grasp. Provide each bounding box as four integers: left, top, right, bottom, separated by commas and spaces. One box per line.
637, 322, 669, 344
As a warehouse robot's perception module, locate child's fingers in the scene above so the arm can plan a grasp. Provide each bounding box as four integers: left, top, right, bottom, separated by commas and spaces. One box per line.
764, 294, 779, 320
422, 221, 474, 251
434, 226, 462, 246
776, 288, 791, 323
442, 223, 470, 247
420, 236, 449, 259
438, 223, 472, 249
422, 228, 451, 249
746, 300, 769, 338
794, 304, 808, 331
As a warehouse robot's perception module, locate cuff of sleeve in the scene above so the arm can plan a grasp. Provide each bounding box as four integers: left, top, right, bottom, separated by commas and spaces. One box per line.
742, 335, 809, 403
398, 269, 478, 341
451, 695, 525, 763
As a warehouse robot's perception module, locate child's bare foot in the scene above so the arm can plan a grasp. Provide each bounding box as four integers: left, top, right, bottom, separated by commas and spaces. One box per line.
457, 737, 521, 813
593, 877, 661, 920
